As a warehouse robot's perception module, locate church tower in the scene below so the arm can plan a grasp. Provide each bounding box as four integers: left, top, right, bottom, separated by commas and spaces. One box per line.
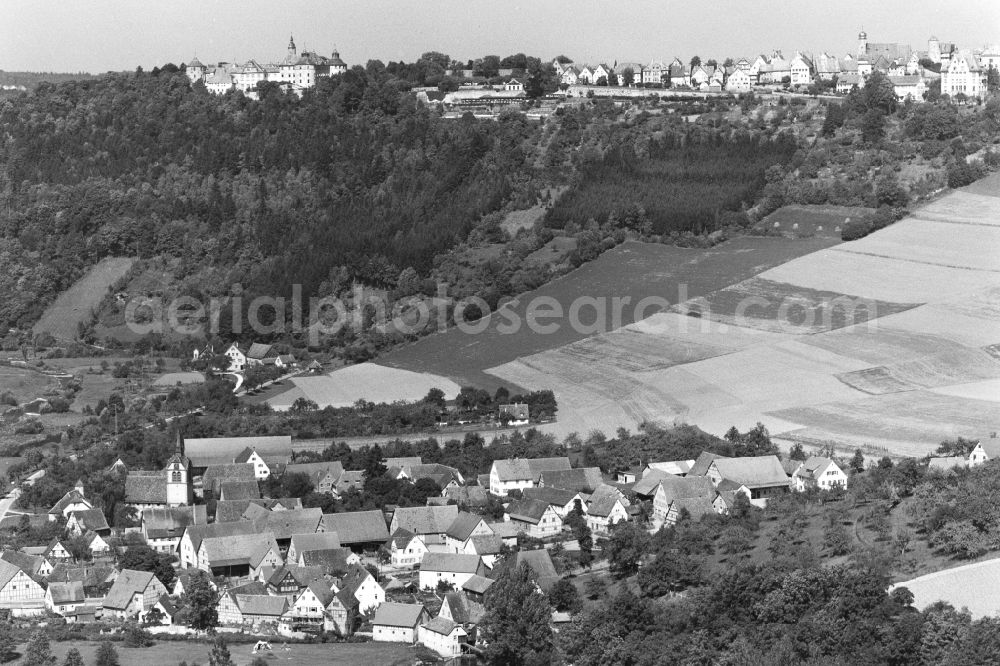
165, 430, 192, 506
857, 28, 869, 57
287, 35, 297, 60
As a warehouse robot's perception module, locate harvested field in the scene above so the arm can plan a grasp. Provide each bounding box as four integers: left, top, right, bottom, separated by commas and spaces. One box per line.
800, 326, 993, 367
768, 391, 1000, 456
152, 371, 206, 386
835, 217, 1000, 272
673, 277, 918, 334
32, 257, 135, 341
268, 363, 461, 410
760, 244, 1000, 303
892, 557, 1000, 619
380, 236, 838, 390
835, 347, 1000, 394
930, 378, 1000, 402
757, 204, 873, 238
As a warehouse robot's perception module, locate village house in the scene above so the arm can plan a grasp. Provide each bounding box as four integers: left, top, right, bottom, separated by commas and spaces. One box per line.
49, 486, 93, 520
233, 446, 274, 480
505, 498, 563, 538
390, 505, 459, 549
288, 580, 335, 631
283, 461, 345, 495
173, 568, 215, 597
707, 456, 790, 507
521, 487, 585, 518
499, 403, 530, 426
287, 532, 342, 564
645, 460, 695, 477
217, 587, 289, 630
462, 535, 504, 568
385, 528, 430, 568
888, 75, 927, 100
789, 53, 815, 86
927, 456, 968, 473
0, 558, 46, 615
1, 549, 53, 578
333, 563, 384, 613
260, 564, 324, 599
321, 510, 391, 552
45, 580, 85, 616
440, 589, 485, 637
968, 439, 1000, 466
444, 512, 493, 553
726, 68, 753, 93
324, 587, 359, 636
373, 602, 429, 643
444, 485, 489, 510
538, 467, 604, 494
663, 496, 716, 526
139, 595, 177, 626
394, 463, 465, 490
941, 52, 987, 100
65, 508, 110, 537
178, 521, 259, 569
636, 471, 715, 523
219, 479, 261, 501
83, 531, 111, 557
44, 539, 73, 562
198, 532, 282, 579
790, 457, 849, 492
141, 505, 208, 553
585, 484, 631, 537
419, 553, 487, 590
183, 435, 293, 474
102, 569, 168, 621
420, 615, 468, 657
514, 549, 559, 592
462, 575, 494, 604
489, 457, 571, 496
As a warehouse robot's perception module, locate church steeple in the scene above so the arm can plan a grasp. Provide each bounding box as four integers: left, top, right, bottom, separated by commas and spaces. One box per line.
175, 429, 185, 458
288, 35, 297, 57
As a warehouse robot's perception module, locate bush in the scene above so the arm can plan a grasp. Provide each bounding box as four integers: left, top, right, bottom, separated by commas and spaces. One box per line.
947, 161, 986, 188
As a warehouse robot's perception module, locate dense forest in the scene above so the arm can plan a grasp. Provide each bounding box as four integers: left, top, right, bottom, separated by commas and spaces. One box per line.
0, 65, 546, 330
546, 128, 797, 234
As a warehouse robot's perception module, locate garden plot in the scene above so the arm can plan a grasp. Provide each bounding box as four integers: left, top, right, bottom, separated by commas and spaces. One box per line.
267, 363, 460, 410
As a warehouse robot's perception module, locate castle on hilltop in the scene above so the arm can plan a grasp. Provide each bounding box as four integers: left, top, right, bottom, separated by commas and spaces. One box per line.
184, 36, 347, 98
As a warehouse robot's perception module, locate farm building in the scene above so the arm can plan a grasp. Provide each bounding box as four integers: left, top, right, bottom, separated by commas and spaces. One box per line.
489, 457, 571, 495
505, 498, 564, 538
419, 553, 487, 590
320, 510, 391, 551
707, 456, 790, 507
790, 457, 849, 492
102, 569, 168, 621
373, 602, 429, 643
420, 615, 468, 657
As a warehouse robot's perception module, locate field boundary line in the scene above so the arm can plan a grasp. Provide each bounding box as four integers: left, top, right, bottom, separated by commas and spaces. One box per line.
829, 247, 1000, 273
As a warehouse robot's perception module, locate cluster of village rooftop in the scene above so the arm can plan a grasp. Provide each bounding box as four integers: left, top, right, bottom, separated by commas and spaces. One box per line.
3, 436, 998, 658
185, 33, 999, 110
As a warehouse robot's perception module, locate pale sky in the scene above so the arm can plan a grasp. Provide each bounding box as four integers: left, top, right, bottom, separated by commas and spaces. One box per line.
2, 0, 998, 73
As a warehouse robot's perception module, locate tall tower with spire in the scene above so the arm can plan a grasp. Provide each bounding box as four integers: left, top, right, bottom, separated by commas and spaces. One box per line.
165, 430, 192, 506
288, 35, 297, 59
857, 28, 869, 57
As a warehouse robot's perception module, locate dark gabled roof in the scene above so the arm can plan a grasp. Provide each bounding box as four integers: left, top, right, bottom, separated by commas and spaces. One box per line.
404, 463, 463, 486
202, 532, 279, 568
442, 590, 485, 624
393, 505, 459, 536
423, 615, 464, 636
125, 472, 167, 505
462, 574, 494, 595
689, 452, 726, 477
654, 475, 716, 503
301, 548, 353, 575
69, 508, 109, 532
386, 457, 422, 468
513, 550, 558, 591
669, 496, 715, 520
103, 569, 157, 609
183, 521, 258, 553
492, 457, 571, 482
203, 464, 255, 495
142, 506, 206, 540
445, 512, 488, 542
373, 602, 426, 628
631, 470, 672, 497
246, 343, 276, 359
540, 467, 604, 493
264, 564, 323, 588
386, 527, 419, 550
48, 580, 85, 604
251, 508, 323, 540
420, 552, 483, 574
321, 510, 390, 545
337, 563, 375, 598
0, 558, 28, 588
234, 593, 288, 617
444, 486, 488, 507
586, 484, 627, 518
466, 535, 503, 555
219, 480, 261, 501
0, 550, 45, 576
506, 498, 550, 524
284, 461, 345, 484
49, 489, 91, 515
290, 532, 342, 553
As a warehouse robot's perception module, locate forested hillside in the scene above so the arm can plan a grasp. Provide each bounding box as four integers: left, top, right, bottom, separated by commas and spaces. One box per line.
0, 67, 544, 330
